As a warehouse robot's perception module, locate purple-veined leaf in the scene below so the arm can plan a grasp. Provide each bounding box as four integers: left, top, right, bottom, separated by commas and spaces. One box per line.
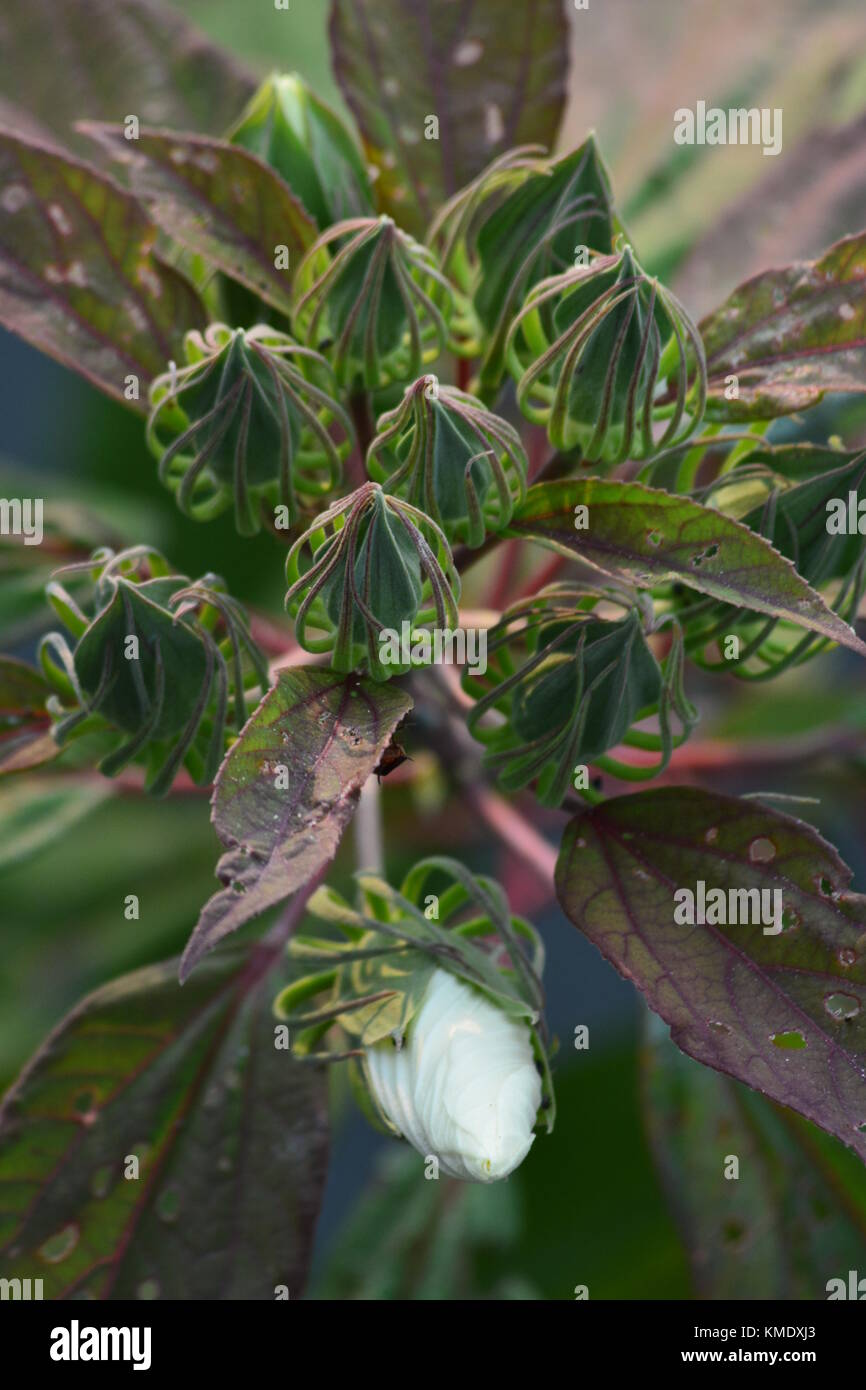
0, 0, 255, 162
557, 786, 866, 1160
0, 944, 329, 1299
180, 668, 412, 982
642, 1010, 866, 1299
507, 478, 866, 657
700, 232, 866, 421
82, 124, 317, 319
0, 130, 206, 406
329, 0, 569, 237
0, 657, 56, 774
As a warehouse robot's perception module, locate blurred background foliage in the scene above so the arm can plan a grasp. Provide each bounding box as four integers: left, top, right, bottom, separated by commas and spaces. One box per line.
3, 0, 866, 1299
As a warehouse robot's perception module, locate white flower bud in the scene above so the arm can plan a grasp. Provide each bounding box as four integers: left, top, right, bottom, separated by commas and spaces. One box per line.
364, 967, 542, 1182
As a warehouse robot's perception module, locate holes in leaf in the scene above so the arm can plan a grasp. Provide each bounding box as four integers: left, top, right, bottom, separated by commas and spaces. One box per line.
647, 530, 662, 547
691, 543, 719, 568
770, 1030, 806, 1050
749, 837, 776, 863
838, 948, 858, 968
780, 907, 800, 933
722, 1218, 747, 1248
72, 1088, 100, 1126
705, 826, 719, 844
708, 1020, 731, 1035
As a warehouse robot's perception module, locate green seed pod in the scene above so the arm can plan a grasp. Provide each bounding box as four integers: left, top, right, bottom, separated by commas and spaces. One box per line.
506, 244, 706, 462
147, 323, 353, 536
366, 375, 527, 548
291, 215, 454, 389
38, 547, 268, 796
284, 481, 460, 679
464, 584, 696, 805
227, 72, 374, 229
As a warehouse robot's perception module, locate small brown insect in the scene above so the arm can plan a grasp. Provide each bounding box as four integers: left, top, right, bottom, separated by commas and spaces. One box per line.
374, 739, 410, 781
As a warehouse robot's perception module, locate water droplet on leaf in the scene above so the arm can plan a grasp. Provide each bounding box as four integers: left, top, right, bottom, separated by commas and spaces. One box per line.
38, 1224, 79, 1263
824, 993, 860, 1021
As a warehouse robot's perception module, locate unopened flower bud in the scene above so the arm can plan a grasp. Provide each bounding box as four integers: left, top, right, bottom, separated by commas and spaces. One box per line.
364, 967, 542, 1182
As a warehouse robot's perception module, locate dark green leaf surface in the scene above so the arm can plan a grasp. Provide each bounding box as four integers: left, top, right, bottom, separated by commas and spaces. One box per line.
0, 0, 255, 161
701, 232, 866, 421
181, 669, 412, 981
0, 132, 206, 405
0, 657, 56, 774
0, 946, 329, 1299
642, 1012, 866, 1299
739, 448, 866, 586
557, 787, 866, 1159
329, 0, 569, 236
83, 124, 317, 318
508, 478, 866, 657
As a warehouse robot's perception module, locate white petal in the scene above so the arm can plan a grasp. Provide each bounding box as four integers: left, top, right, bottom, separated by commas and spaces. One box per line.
364, 968, 542, 1182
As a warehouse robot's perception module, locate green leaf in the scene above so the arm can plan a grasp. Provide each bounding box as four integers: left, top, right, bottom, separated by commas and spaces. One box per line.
643, 1011, 866, 1299
738, 447, 866, 586
0, 131, 207, 406
82, 124, 318, 318
0, 775, 111, 872
0, 946, 328, 1299
329, 0, 569, 237
0, 658, 56, 774
701, 232, 866, 421
180, 668, 412, 981
556, 786, 866, 1159
507, 478, 866, 658
0, 0, 256, 162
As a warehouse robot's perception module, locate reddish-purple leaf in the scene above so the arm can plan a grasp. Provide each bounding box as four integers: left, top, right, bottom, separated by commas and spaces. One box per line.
180, 668, 412, 982
0, 0, 256, 162
642, 1012, 866, 1298
557, 787, 866, 1160
83, 123, 317, 318
701, 232, 866, 421
0, 130, 206, 406
0, 946, 328, 1299
329, 0, 569, 237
